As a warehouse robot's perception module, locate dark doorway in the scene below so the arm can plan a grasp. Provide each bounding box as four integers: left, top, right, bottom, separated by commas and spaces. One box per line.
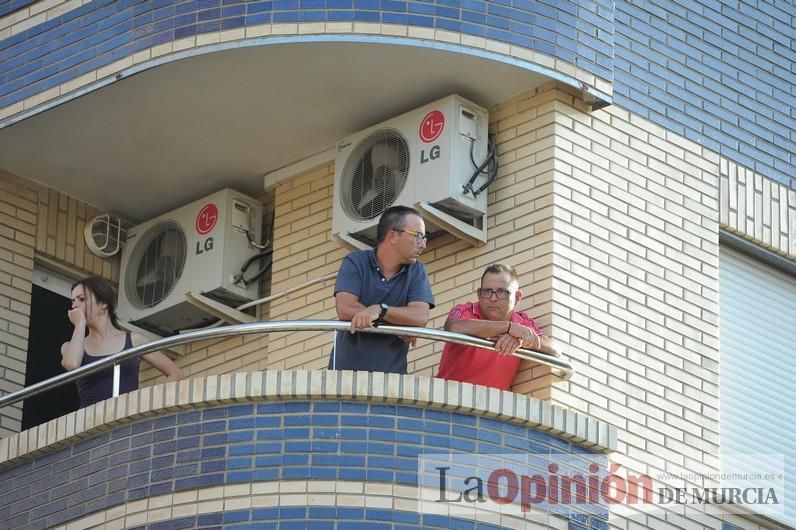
22, 284, 80, 430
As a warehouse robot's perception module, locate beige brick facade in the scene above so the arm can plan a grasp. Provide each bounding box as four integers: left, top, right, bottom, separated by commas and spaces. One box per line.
0, 169, 119, 436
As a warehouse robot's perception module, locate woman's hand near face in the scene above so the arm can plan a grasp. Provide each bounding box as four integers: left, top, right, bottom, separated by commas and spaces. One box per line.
67, 307, 86, 328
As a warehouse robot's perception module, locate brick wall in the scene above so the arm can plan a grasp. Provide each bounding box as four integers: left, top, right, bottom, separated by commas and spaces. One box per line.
547, 88, 727, 525
0, 169, 118, 436
614, 0, 796, 189
0, 170, 36, 435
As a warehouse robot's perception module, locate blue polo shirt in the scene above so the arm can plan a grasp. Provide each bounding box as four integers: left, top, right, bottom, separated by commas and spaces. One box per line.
329, 249, 435, 373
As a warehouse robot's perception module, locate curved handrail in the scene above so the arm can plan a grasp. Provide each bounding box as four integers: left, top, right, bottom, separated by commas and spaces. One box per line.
0, 321, 574, 409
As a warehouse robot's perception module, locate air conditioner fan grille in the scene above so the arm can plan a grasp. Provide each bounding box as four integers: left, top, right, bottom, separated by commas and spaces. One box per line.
340, 128, 409, 221
125, 221, 187, 309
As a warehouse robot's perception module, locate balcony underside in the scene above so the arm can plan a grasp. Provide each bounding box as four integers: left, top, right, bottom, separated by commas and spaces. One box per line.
0, 40, 550, 222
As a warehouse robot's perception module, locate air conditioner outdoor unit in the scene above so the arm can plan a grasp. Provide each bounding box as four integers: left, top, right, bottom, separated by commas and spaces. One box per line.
118, 188, 263, 335
332, 94, 491, 249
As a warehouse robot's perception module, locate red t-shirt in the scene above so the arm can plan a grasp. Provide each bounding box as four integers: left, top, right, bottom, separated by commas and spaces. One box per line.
436, 301, 543, 390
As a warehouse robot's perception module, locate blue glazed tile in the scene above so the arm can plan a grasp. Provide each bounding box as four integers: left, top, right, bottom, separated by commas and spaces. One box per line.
313, 401, 341, 412
313, 428, 342, 439
251, 507, 279, 520
129, 459, 152, 475
198, 513, 224, 524
284, 416, 308, 426
203, 420, 227, 433
367, 416, 394, 428
309, 467, 337, 479
407, 1, 433, 14
397, 418, 423, 431
198, 7, 221, 20
175, 0, 199, 14
223, 511, 249, 523
339, 454, 366, 466
339, 467, 367, 480
367, 441, 394, 454
255, 442, 281, 453
397, 444, 423, 458
201, 460, 227, 472
178, 423, 202, 436
369, 429, 396, 442
149, 481, 172, 496
153, 439, 177, 455
245, 12, 271, 23
396, 405, 423, 417
227, 457, 252, 469
229, 443, 256, 455
227, 470, 254, 482
308, 506, 338, 518
153, 427, 175, 442
337, 507, 365, 519
369, 404, 397, 415
127, 486, 150, 501
222, 4, 245, 16
459, 21, 486, 35
283, 427, 310, 439
255, 415, 281, 427
395, 431, 421, 444
342, 415, 368, 426
255, 454, 281, 466
424, 435, 452, 448
280, 506, 307, 519
284, 441, 312, 452
354, 0, 379, 9
279, 522, 308, 530
257, 403, 284, 413
435, 4, 458, 18
252, 468, 279, 480
4, 58, 39, 82
311, 440, 339, 452
380, 0, 405, 12
311, 454, 340, 466
364, 508, 394, 521
175, 473, 224, 489
381, 12, 407, 23
282, 453, 309, 465
177, 447, 202, 462
229, 417, 255, 429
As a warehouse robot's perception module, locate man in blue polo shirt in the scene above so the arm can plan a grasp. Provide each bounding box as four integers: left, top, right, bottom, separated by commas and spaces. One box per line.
329, 205, 435, 373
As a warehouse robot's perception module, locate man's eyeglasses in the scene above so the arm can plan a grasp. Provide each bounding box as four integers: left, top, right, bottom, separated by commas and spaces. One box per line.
394, 229, 428, 243
477, 288, 513, 299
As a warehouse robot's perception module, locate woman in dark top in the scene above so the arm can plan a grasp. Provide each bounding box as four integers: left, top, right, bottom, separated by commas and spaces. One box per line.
60, 276, 182, 408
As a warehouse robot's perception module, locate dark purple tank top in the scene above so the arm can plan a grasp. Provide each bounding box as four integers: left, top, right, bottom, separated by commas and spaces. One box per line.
75, 332, 140, 408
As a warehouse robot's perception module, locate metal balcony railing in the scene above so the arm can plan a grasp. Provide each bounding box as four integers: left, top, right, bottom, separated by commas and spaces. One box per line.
0, 321, 574, 410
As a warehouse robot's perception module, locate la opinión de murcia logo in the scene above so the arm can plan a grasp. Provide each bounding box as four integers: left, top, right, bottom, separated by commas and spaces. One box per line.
420, 455, 784, 516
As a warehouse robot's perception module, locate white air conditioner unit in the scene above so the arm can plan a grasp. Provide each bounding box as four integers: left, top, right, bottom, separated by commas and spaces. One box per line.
332, 94, 491, 249
118, 188, 263, 335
